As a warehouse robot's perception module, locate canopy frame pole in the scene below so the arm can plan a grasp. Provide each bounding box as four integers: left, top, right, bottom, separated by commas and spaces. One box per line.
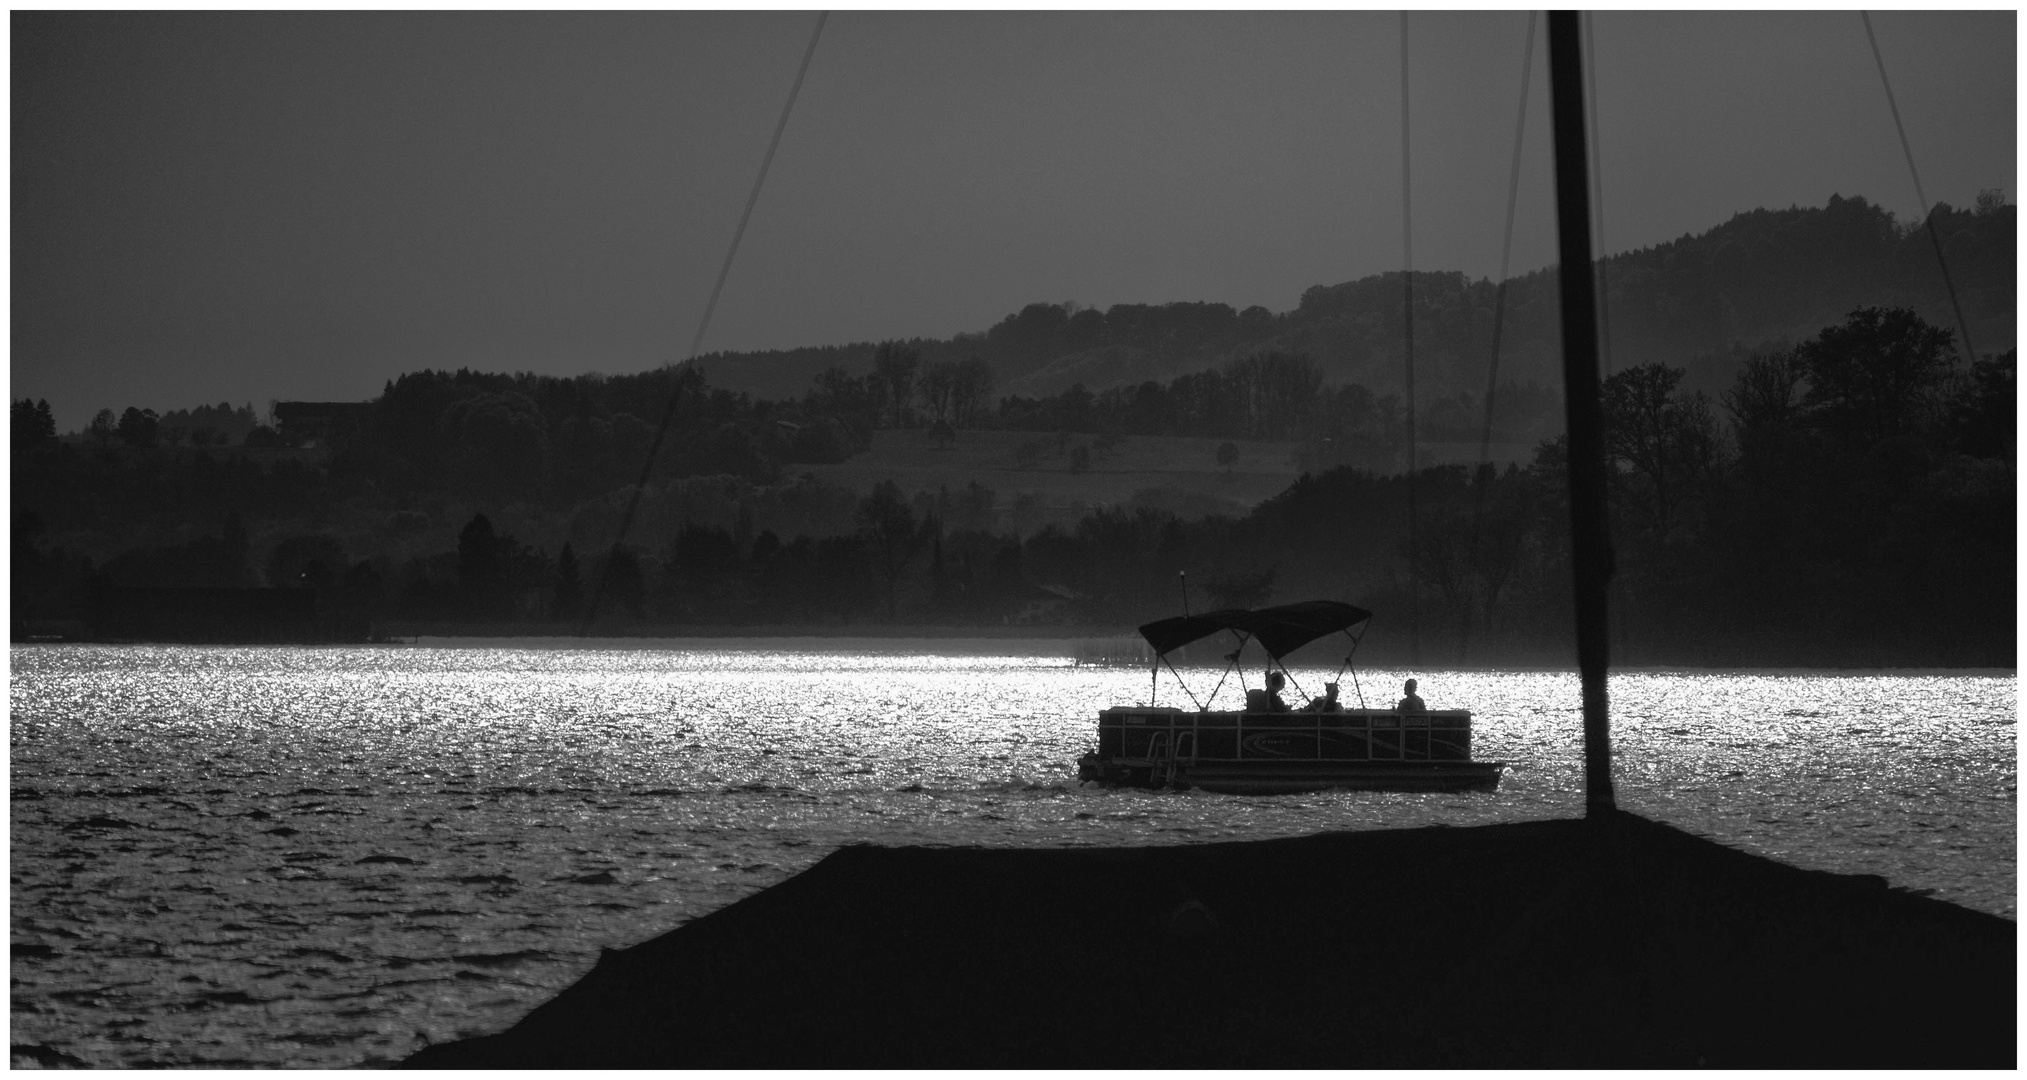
1333, 621, 1372, 709
1329, 619, 1370, 684
1272, 656, 1308, 706
1203, 631, 1249, 711
1162, 654, 1206, 712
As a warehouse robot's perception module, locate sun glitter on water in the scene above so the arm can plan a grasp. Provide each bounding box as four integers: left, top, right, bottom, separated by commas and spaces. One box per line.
10, 643, 2014, 1067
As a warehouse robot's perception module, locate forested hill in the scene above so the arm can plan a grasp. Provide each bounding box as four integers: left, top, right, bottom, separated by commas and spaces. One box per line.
699, 193, 2014, 403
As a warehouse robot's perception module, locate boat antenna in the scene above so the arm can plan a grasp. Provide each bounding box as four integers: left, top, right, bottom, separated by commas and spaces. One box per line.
1546, 11, 1617, 817
1178, 570, 1190, 616
578, 11, 828, 636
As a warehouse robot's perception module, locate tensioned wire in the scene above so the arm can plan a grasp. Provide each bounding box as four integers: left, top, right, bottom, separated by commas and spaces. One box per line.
1859, 11, 1978, 366
579, 12, 829, 636
1460, 12, 1538, 665
1400, 12, 1420, 667
1474, 11, 1538, 477
1583, 12, 1614, 376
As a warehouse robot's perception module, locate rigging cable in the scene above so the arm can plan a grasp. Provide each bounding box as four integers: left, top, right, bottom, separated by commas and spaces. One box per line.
1584, 12, 1614, 374
1476, 12, 1537, 474
1399, 11, 1420, 667
578, 11, 829, 635
1585, 11, 1629, 663
1462, 10, 1538, 664
1860, 12, 1978, 365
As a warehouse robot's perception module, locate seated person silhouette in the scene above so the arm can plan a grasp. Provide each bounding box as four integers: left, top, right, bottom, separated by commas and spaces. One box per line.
1263, 671, 1291, 712
1396, 678, 1426, 713
1304, 682, 1342, 712
1246, 671, 1292, 713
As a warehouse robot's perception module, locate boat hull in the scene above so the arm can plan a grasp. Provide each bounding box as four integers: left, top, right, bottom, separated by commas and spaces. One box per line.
1179, 760, 1504, 795
1081, 706, 1503, 795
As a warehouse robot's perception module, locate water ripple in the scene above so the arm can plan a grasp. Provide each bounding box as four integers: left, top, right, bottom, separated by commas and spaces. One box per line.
9, 644, 2014, 1067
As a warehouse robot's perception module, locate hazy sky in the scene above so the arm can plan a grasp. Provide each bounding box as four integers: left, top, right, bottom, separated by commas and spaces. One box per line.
12, 9, 2015, 429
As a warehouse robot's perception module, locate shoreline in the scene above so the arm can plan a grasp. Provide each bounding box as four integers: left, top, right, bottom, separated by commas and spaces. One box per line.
11, 634, 2014, 676
412, 639, 2020, 675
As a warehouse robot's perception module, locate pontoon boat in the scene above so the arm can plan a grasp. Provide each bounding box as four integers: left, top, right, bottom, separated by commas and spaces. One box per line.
1077, 601, 1504, 794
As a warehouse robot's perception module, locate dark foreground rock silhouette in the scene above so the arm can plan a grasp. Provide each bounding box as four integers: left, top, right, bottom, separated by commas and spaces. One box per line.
403, 812, 2013, 1068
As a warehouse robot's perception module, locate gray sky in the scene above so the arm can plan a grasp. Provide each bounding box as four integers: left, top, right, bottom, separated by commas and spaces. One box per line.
12, 10, 2015, 429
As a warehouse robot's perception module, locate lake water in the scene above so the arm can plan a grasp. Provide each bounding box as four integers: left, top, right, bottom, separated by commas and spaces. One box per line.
9, 642, 2016, 1068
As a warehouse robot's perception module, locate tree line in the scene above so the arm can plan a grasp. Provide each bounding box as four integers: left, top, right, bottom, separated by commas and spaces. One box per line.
16, 307, 2012, 665
33, 338, 1552, 518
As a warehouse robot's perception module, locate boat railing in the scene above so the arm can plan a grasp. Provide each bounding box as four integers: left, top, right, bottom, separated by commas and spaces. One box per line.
1098, 706, 1471, 763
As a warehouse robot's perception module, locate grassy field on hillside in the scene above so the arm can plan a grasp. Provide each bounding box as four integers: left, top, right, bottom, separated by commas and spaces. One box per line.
801, 428, 1541, 528
801, 429, 1300, 523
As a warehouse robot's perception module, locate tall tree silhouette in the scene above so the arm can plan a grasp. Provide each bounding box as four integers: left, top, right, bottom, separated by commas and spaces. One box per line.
1797, 307, 1957, 449
1601, 364, 1719, 538
457, 514, 505, 618
552, 542, 583, 621
858, 481, 926, 618
873, 342, 921, 428
12, 399, 56, 452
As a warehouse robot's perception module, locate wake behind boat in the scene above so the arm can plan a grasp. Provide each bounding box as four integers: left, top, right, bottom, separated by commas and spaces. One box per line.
1078, 600, 1504, 794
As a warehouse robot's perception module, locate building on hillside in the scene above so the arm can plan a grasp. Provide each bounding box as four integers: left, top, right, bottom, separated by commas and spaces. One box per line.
1007, 581, 1086, 625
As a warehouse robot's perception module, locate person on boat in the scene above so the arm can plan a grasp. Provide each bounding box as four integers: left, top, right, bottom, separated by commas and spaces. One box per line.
1262, 671, 1291, 712
1396, 678, 1426, 713
1304, 682, 1342, 712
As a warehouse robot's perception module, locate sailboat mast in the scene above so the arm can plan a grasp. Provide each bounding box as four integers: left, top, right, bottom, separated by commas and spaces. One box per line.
1545, 12, 1616, 816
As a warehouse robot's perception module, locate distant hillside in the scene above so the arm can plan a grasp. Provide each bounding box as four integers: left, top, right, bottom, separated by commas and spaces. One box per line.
698, 194, 2014, 403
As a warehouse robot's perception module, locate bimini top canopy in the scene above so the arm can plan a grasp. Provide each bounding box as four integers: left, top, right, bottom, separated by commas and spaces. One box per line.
1137, 600, 1374, 661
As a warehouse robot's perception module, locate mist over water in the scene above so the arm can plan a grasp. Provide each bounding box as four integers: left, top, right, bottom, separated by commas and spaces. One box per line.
10, 643, 2014, 1067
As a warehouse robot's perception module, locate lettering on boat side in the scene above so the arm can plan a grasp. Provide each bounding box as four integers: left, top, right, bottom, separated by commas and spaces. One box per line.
1241, 734, 1306, 757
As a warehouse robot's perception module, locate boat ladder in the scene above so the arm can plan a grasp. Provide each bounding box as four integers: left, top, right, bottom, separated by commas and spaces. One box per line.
1149, 729, 1196, 788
